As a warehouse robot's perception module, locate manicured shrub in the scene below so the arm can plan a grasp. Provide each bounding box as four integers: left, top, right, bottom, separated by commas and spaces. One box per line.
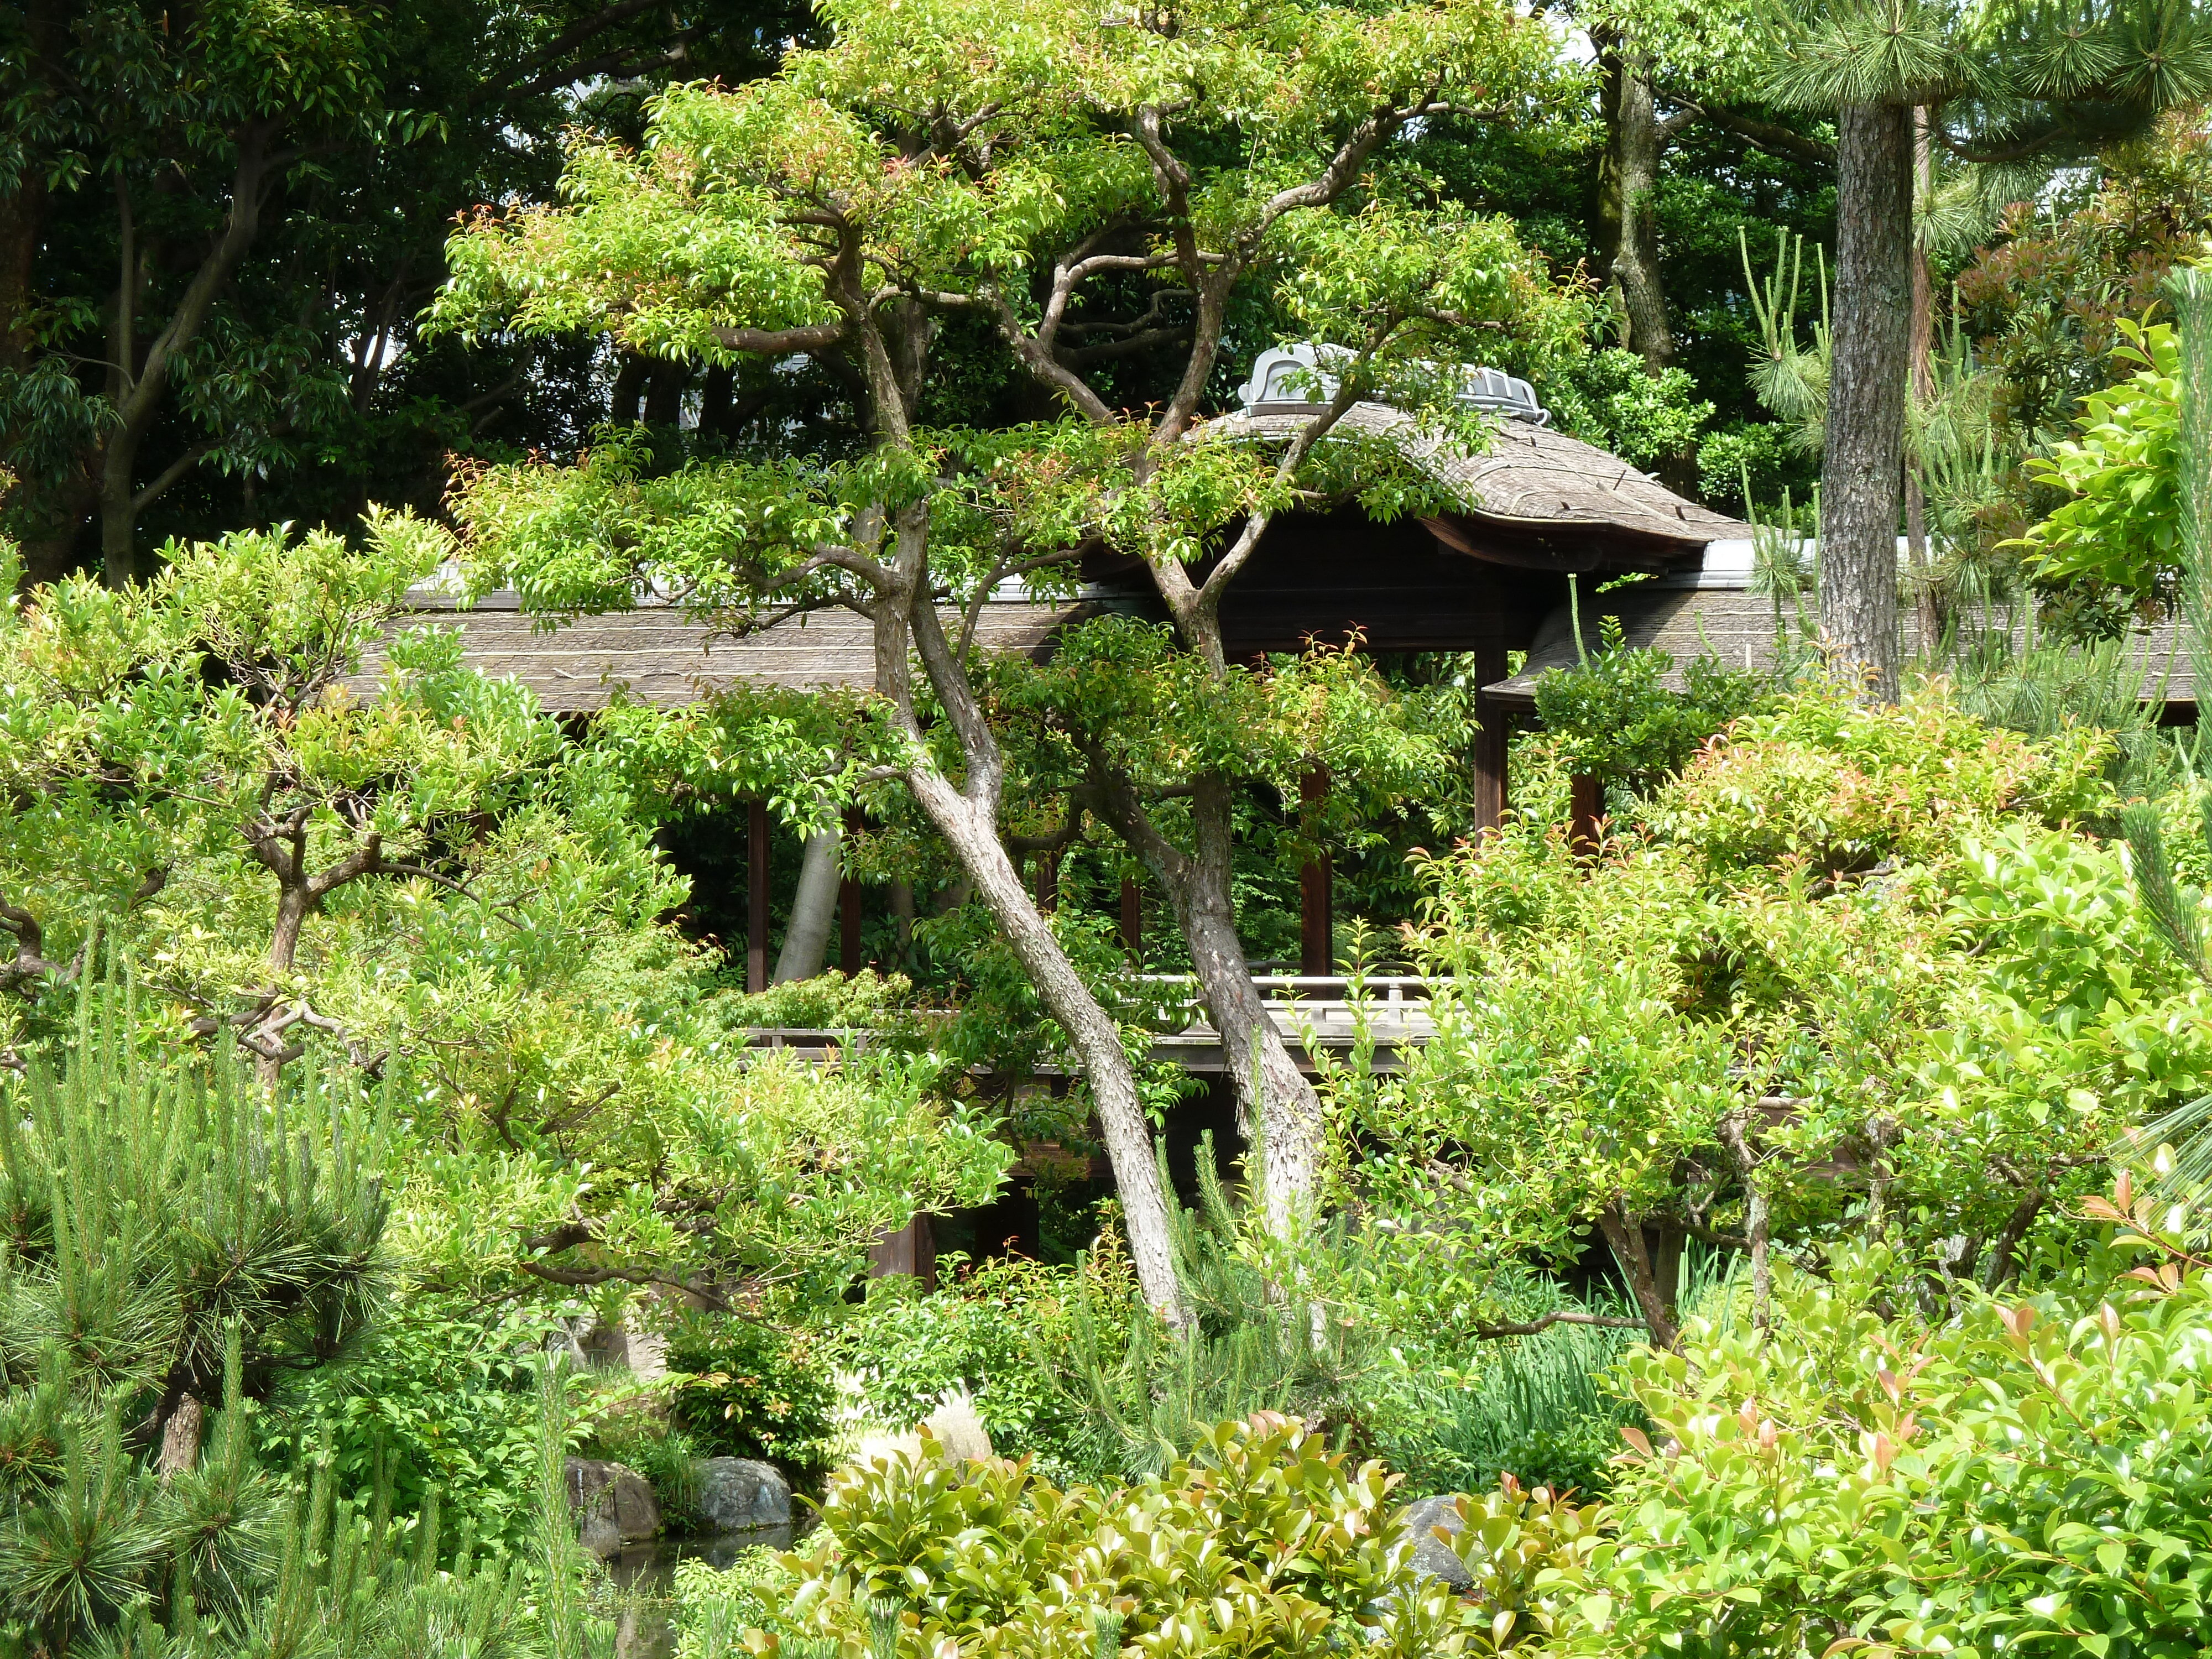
699, 1415, 1603, 1659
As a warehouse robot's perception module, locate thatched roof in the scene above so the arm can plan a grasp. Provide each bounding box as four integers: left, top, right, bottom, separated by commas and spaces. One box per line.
1481, 577, 2201, 712
353, 590, 1080, 713
1206, 402, 1750, 553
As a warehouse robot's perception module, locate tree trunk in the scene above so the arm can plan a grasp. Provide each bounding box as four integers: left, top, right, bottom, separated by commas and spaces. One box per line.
1594, 34, 1700, 498
1594, 36, 1676, 375
885, 564, 1190, 1328
1905, 107, 1943, 657
1164, 776, 1325, 1244
93, 122, 281, 586
157, 1394, 204, 1478
1598, 1200, 1680, 1348
774, 818, 841, 983
1820, 102, 1913, 702
1718, 1112, 1771, 1331
904, 765, 1189, 1327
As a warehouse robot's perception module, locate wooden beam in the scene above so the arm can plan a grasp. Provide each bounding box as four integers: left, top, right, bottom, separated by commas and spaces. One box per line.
1472, 637, 1510, 836
747, 798, 770, 993
866, 1214, 936, 1288
839, 805, 864, 974
1300, 767, 1332, 977
1120, 873, 1142, 959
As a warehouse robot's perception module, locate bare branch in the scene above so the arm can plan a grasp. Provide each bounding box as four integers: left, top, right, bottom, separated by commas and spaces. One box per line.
712, 320, 849, 356
1472, 1310, 1649, 1338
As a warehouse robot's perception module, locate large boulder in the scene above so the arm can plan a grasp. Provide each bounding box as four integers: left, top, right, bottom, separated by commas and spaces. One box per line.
566, 1457, 660, 1560
696, 1457, 793, 1532
1399, 1494, 1473, 1590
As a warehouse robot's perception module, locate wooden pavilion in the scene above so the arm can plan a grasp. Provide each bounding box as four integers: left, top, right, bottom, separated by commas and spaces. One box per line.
368, 383, 2209, 1003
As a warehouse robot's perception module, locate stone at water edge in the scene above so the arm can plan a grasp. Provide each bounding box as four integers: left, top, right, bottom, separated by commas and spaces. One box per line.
566, 1457, 661, 1561
1399, 1495, 1473, 1590
696, 1457, 792, 1531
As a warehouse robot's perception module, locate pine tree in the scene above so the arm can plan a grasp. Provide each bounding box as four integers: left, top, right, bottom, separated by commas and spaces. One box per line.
1758, 0, 2211, 699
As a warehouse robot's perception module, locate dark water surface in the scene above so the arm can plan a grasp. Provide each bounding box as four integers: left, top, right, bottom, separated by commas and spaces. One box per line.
606, 1523, 795, 1659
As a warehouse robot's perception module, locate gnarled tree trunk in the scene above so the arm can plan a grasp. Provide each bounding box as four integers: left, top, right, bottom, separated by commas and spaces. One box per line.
1159, 777, 1324, 1244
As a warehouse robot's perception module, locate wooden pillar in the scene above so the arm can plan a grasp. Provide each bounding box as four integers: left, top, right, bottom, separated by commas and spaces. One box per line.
1300, 768, 1332, 977
1120, 874, 1142, 959
866, 1214, 936, 1288
1036, 849, 1060, 912
1568, 773, 1604, 856
1472, 638, 1510, 835
839, 805, 864, 974
747, 798, 770, 993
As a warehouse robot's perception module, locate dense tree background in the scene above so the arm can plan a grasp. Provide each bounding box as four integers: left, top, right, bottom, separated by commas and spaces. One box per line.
0, 0, 811, 584
0, 0, 1853, 588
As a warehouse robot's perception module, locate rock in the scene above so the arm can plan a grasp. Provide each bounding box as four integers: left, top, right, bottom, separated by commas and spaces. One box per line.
566, 1457, 660, 1559
578, 1510, 623, 1561
1400, 1494, 1473, 1590
922, 1393, 993, 1463
696, 1457, 792, 1531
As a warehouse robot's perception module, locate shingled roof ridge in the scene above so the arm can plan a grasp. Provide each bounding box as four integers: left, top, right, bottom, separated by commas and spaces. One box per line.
1204, 400, 1750, 544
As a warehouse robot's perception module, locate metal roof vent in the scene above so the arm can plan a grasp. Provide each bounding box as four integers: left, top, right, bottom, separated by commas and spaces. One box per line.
1237, 343, 1549, 425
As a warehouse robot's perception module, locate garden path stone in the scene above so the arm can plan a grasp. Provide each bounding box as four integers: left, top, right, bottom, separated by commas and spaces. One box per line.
696, 1457, 793, 1530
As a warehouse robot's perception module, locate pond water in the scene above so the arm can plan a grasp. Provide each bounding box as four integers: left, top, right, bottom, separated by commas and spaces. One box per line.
604, 1522, 795, 1659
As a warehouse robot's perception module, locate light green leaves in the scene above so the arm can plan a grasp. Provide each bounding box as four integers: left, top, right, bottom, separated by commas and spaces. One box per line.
2012, 318, 2184, 602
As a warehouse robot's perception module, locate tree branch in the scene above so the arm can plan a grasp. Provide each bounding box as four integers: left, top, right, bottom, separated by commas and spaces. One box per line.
1472, 1309, 1648, 1338
132, 444, 213, 513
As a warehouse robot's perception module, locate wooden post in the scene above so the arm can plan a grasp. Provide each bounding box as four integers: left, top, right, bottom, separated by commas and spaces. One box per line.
839, 805, 864, 974
1036, 849, 1060, 912
1472, 638, 1510, 835
866, 1215, 936, 1288
1120, 873, 1142, 959
1568, 773, 1604, 857
747, 798, 770, 993
1300, 768, 1332, 977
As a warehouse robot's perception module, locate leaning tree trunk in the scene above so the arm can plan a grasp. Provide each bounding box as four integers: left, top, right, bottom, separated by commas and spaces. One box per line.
1820, 101, 1914, 702
905, 765, 1190, 1327
884, 564, 1190, 1328
1162, 775, 1325, 1245
774, 817, 841, 983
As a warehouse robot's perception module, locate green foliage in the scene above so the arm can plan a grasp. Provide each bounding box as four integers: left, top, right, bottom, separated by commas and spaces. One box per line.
2012, 317, 2184, 603
1527, 612, 1773, 790
1332, 682, 2135, 1350
734, 1416, 1581, 1659
667, 1316, 842, 1479
1057, 1149, 1385, 1481
0, 976, 386, 1458
0, 512, 1011, 1314
0, 974, 572, 1657
1378, 1317, 1647, 1501
672, 1416, 1619, 1659
1650, 680, 2112, 873
1569, 1188, 2212, 1658
256, 1291, 581, 1556
828, 1257, 1111, 1487
1545, 348, 1715, 470
0, 0, 806, 580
